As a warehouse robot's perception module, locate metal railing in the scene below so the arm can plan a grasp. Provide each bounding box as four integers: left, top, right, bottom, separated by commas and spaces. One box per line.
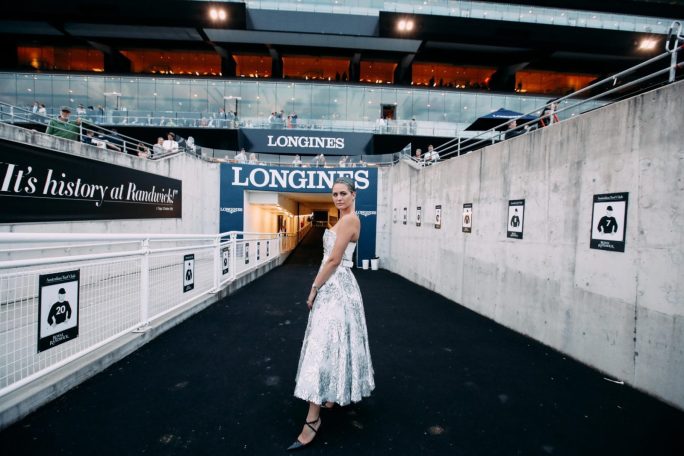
0, 227, 307, 399
0, 101, 190, 161
429, 31, 684, 161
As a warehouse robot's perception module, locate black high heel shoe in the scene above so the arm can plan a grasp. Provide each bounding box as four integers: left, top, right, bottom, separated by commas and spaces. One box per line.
286, 416, 321, 451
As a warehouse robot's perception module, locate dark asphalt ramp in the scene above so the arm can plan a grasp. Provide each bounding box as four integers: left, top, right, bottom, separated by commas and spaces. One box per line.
1, 228, 683, 455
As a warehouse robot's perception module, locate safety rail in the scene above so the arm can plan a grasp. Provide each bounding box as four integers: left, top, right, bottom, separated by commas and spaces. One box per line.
0, 229, 305, 399
432, 32, 684, 160
0, 101, 188, 160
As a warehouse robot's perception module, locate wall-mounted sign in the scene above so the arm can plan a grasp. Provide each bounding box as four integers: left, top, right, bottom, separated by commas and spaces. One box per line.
0, 138, 182, 223
403, 207, 407, 225
591, 192, 628, 252
239, 129, 373, 155
38, 270, 79, 352
221, 246, 230, 275
416, 206, 422, 227
245, 242, 250, 264
507, 199, 525, 239
393, 208, 397, 224
183, 254, 195, 292
220, 164, 377, 268
462, 203, 472, 233
257, 241, 261, 261
266, 241, 270, 257
435, 205, 442, 229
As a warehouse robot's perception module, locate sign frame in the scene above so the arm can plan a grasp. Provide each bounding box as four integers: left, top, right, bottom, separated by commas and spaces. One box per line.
507, 199, 525, 239
462, 203, 472, 233
590, 192, 629, 252
37, 270, 80, 352
183, 254, 195, 292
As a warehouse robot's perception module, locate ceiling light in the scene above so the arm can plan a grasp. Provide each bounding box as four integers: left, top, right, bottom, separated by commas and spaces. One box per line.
638, 38, 658, 51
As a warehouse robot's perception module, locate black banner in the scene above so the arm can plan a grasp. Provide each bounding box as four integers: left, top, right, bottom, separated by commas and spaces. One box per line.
0, 138, 182, 223
239, 129, 373, 155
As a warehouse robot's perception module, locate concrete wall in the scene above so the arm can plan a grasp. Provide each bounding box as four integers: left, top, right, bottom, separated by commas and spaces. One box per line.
0, 122, 220, 235
376, 80, 684, 409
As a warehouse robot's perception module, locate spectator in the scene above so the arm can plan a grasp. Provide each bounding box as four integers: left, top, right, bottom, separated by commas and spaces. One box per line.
248, 152, 258, 164
31, 101, 38, 114
415, 148, 423, 164
292, 154, 302, 167
96, 105, 104, 123
153, 137, 164, 156
375, 116, 386, 133
82, 127, 96, 145
235, 148, 247, 163
37, 103, 47, 123
136, 142, 150, 158
218, 108, 227, 128
186, 136, 197, 155
162, 132, 179, 153
539, 100, 560, 128
409, 118, 417, 135
76, 104, 86, 116
104, 128, 124, 152
338, 155, 347, 167
504, 120, 526, 140
425, 144, 439, 164
290, 112, 298, 127
46, 106, 81, 141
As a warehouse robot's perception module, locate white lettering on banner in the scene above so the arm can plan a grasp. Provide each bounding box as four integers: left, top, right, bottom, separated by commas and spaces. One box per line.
231, 167, 370, 190
356, 210, 377, 217
266, 135, 345, 149
220, 207, 243, 214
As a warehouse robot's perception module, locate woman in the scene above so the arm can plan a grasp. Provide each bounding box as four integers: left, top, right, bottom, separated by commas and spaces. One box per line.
287, 177, 375, 451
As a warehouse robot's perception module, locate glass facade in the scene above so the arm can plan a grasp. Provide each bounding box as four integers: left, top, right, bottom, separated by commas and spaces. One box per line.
223, 0, 671, 34
0, 72, 603, 136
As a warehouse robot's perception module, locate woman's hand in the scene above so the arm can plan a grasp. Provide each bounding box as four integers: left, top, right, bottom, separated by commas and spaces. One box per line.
306, 288, 318, 310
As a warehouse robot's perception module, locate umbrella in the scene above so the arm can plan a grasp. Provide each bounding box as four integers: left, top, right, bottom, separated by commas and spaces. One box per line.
465, 108, 537, 131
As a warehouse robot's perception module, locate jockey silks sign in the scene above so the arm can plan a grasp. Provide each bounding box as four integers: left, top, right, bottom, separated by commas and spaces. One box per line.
239, 129, 373, 155
220, 164, 377, 266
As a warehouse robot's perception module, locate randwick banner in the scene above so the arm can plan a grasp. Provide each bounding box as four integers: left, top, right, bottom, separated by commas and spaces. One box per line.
239, 129, 373, 155
220, 164, 377, 266
0, 138, 182, 223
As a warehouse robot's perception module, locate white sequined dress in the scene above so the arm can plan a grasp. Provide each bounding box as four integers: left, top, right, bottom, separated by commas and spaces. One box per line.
294, 229, 375, 406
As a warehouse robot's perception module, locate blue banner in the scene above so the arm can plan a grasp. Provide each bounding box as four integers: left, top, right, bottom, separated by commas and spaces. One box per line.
219, 164, 377, 266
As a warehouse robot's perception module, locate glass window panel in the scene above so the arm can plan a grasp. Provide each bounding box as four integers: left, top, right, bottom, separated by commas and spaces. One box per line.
258, 82, 277, 120
409, 89, 428, 121
190, 79, 208, 113
346, 86, 365, 121
310, 84, 330, 120
13, 75, 31, 108
52, 75, 71, 113
238, 80, 258, 122
86, 76, 104, 118
277, 81, 295, 119
329, 85, 346, 122
138, 78, 156, 113
208, 80, 224, 114
443, 91, 461, 123
155, 78, 173, 113
396, 88, 412, 120
364, 87, 381, 121
428, 91, 446, 122
460, 93, 477, 124
293, 83, 311, 121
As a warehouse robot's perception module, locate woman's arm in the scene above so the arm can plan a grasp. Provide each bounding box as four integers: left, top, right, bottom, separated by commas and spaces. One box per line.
306, 216, 359, 309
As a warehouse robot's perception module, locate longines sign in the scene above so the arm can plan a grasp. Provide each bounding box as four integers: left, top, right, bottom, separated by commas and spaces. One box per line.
267, 135, 345, 149
230, 166, 370, 190
220, 164, 377, 266
239, 129, 373, 155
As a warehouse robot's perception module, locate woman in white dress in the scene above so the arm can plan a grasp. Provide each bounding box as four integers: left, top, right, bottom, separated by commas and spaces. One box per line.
287, 177, 375, 451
